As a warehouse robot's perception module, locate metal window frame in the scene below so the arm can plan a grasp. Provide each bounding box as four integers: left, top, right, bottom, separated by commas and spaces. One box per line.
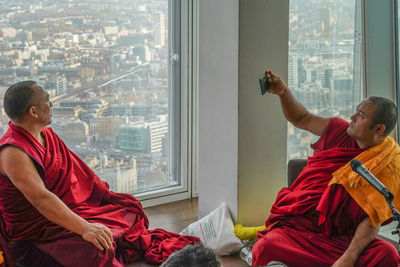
138, 0, 198, 207
364, 0, 396, 101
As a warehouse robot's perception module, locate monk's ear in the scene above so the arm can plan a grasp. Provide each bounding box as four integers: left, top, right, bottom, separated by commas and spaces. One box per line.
375, 124, 386, 136
28, 106, 38, 118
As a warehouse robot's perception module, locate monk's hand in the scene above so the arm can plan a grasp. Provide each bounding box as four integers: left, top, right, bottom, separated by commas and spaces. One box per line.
331, 253, 357, 267
265, 69, 289, 96
81, 222, 113, 251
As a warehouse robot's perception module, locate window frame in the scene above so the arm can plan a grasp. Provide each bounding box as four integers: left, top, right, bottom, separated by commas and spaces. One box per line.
138, 0, 197, 207
363, 0, 396, 103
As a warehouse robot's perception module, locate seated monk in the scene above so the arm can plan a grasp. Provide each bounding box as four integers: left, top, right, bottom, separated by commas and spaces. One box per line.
0, 81, 199, 266
252, 69, 400, 267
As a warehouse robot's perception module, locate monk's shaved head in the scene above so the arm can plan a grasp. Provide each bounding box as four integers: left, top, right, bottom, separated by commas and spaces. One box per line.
4, 81, 38, 120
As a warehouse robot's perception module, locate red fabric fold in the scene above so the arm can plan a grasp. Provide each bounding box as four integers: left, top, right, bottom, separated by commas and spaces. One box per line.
0, 122, 199, 265
265, 147, 363, 232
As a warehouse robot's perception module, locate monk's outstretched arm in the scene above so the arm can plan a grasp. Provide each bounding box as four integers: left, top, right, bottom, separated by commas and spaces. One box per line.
0, 146, 113, 251
265, 69, 329, 136
332, 217, 379, 267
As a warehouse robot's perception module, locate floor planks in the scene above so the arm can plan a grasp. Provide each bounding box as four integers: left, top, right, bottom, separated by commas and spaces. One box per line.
127, 198, 248, 267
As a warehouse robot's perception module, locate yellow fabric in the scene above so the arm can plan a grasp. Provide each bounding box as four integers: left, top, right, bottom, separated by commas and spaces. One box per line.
234, 224, 266, 240
0, 250, 3, 264
329, 136, 400, 227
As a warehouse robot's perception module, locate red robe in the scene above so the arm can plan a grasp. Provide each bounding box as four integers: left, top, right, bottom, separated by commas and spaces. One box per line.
0, 122, 199, 266
253, 118, 400, 266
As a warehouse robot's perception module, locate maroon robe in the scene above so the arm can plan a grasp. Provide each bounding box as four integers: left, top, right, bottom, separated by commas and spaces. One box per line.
253, 118, 400, 266
0, 122, 199, 266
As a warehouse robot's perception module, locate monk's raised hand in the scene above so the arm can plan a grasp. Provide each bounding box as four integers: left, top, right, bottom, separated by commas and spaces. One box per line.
82, 222, 113, 251
265, 69, 289, 96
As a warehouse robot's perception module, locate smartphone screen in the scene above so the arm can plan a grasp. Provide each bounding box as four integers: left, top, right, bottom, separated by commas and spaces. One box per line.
259, 73, 270, 95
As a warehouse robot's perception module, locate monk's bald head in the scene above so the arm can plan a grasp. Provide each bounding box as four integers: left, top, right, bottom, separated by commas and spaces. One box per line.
367, 96, 397, 136
4, 81, 38, 120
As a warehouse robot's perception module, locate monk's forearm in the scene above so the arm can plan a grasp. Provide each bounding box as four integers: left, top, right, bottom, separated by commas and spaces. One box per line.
266, 69, 328, 136
29, 190, 89, 236
342, 217, 379, 263
25, 182, 113, 250
278, 89, 308, 128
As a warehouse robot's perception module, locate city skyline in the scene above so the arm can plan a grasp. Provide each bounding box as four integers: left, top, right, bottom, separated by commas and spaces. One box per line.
0, 0, 171, 194
288, 0, 362, 159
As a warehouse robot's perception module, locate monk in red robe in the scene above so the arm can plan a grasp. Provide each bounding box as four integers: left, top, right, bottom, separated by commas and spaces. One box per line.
0, 81, 199, 266
252, 70, 400, 267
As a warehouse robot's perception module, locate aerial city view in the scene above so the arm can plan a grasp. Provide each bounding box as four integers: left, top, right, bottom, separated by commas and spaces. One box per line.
287, 0, 361, 159
0, 0, 170, 194
0, 0, 361, 193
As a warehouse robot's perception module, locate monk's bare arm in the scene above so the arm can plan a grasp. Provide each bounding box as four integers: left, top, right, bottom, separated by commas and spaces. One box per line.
0, 146, 113, 250
332, 217, 379, 266
266, 69, 329, 136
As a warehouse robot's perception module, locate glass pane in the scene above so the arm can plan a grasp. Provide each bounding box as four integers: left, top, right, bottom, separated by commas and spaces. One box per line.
0, 0, 177, 195
288, 0, 363, 160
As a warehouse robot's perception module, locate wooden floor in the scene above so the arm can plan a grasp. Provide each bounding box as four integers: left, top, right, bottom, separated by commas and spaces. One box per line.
127, 198, 248, 267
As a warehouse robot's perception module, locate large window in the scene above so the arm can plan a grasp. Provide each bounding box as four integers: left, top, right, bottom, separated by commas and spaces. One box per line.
0, 0, 185, 199
288, 0, 363, 160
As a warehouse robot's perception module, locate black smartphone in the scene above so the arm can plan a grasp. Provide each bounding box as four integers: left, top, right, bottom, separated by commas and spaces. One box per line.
259, 73, 270, 95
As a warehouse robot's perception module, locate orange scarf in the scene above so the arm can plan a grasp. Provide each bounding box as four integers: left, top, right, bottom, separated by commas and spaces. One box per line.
329, 136, 400, 227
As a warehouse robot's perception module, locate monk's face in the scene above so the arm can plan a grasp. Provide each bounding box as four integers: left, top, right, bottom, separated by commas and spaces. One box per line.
347, 100, 380, 148
31, 85, 53, 126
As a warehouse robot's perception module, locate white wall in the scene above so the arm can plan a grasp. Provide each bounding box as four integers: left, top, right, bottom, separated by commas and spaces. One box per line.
198, 0, 289, 225
198, 0, 239, 219
237, 0, 289, 226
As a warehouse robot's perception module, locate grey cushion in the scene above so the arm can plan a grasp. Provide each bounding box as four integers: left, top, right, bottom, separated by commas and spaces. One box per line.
287, 159, 307, 187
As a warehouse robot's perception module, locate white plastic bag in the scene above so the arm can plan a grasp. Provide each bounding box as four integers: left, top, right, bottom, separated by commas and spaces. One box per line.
180, 202, 243, 255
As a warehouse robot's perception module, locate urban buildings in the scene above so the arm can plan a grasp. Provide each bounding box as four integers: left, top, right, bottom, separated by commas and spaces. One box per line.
0, 0, 170, 194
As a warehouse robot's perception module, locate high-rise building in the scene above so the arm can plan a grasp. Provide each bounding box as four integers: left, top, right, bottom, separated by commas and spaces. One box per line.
288, 55, 299, 89
56, 76, 69, 96
147, 116, 168, 154
320, 7, 333, 33
117, 116, 168, 154
154, 12, 166, 48
117, 124, 151, 153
